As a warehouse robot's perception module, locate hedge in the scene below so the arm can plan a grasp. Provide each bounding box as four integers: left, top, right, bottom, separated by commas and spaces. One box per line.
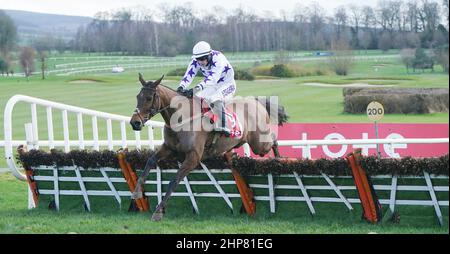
17, 149, 449, 177
343, 88, 449, 114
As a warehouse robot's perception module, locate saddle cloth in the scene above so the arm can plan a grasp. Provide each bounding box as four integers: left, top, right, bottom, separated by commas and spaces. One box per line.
201, 99, 243, 138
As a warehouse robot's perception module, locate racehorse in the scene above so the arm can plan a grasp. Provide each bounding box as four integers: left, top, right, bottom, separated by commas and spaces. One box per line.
130, 73, 288, 221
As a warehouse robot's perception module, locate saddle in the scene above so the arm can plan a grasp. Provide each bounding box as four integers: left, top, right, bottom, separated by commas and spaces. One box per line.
200, 98, 243, 138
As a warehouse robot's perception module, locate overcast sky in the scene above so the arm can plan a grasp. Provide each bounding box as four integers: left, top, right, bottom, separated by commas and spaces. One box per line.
2, 0, 381, 18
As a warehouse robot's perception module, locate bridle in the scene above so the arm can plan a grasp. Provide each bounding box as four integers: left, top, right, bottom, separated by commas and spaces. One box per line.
133, 87, 170, 123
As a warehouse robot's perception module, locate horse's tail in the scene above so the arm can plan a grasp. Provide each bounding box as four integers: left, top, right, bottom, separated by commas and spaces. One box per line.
255, 97, 289, 126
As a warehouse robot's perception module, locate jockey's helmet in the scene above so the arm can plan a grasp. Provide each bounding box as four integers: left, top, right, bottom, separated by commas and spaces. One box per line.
192, 41, 211, 59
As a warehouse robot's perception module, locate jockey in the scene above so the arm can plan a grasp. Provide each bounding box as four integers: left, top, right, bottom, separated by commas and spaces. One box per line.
177, 41, 236, 137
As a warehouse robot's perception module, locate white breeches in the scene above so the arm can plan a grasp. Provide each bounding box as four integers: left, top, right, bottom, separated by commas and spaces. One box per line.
194, 82, 236, 105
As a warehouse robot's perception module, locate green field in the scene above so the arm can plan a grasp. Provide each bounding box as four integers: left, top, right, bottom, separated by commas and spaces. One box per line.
0, 51, 448, 233
0, 173, 448, 234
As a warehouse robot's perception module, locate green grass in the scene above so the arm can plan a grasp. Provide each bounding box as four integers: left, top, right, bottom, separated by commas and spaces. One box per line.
0, 50, 448, 233
0, 173, 447, 233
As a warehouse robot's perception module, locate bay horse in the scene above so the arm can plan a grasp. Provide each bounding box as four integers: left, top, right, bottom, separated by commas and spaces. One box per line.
130, 73, 288, 221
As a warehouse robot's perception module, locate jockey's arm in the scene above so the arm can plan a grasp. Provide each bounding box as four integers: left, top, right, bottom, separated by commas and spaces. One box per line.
178, 59, 200, 90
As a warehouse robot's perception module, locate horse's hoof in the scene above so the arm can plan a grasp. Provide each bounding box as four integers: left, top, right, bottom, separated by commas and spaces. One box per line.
151, 212, 164, 221
132, 191, 143, 199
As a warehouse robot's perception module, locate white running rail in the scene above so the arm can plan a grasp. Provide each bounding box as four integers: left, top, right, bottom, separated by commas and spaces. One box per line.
3, 94, 165, 181
3, 95, 448, 181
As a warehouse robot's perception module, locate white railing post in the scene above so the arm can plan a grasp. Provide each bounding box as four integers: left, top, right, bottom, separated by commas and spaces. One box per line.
92, 116, 99, 151
135, 131, 141, 150
53, 167, 60, 211
62, 110, 70, 152
156, 166, 162, 205
268, 173, 276, 213
46, 107, 54, 149
389, 175, 398, 214
25, 123, 35, 149
106, 119, 113, 151
77, 113, 84, 149
120, 121, 127, 148
31, 103, 39, 149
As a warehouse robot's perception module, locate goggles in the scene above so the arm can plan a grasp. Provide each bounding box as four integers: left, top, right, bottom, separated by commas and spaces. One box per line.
195, 55, 209, 61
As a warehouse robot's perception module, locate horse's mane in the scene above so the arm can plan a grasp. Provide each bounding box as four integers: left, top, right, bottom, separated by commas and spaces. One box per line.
142, 83, 176, 93
159, 84, 195, 100
160, 84, 176, 92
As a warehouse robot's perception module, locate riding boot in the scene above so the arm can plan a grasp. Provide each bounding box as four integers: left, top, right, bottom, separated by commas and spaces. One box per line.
214, 101, 232, 137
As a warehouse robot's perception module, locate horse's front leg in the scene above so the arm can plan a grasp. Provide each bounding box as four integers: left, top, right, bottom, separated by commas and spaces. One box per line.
132, 144, 172, 200
151, 151, 200, 221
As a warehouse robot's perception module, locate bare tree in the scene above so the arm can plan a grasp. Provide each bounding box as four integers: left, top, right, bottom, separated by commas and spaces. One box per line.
349, 5, 364, 48
153, 22, 160, 56
406, 0, 421, 32
0, 10, 17, 55
0, 52, 12, 76
329, 39, 355, 75
38, 51, 47, 79
19, 47, 36, 81
443, 0, 449, 29
309, 2, 326, 35
400, 48, 416, 72
359, 31, 373, 52
378, 32, 392, 51
334, 6, 348, 40
377, 0, 403, 34
68, 1, 448, 54
433, 45, 449, 73
361, 5, 376, 30
417, 0, 441, 47
0, 57, 7, 76
292, 3, 310, 49
419, 0, 441, 35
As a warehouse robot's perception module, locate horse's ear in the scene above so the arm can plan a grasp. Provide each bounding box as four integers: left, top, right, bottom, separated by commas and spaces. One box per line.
138, 73, 146, 86
153, 75, 164, 87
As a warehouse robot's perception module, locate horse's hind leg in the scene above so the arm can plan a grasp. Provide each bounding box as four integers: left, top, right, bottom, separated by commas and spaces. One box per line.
270, 132, 281, 158
151, 151, 200, 221
248, 132, 281, 158
272, 139, 281, 158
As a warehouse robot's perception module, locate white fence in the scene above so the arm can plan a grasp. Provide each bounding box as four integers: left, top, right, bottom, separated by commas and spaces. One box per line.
3, 94, 165, 181
45, 54, 399, 76
1, 95, 448, 225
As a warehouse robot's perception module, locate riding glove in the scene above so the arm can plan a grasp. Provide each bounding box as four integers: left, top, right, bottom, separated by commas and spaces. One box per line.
185, 89, 193, 98
176, 86, 185, 94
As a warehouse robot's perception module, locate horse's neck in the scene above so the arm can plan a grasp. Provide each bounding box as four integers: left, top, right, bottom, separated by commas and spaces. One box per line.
157, 85, 202, 127
158, 85, 196, 124
157, 85, 175, 125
